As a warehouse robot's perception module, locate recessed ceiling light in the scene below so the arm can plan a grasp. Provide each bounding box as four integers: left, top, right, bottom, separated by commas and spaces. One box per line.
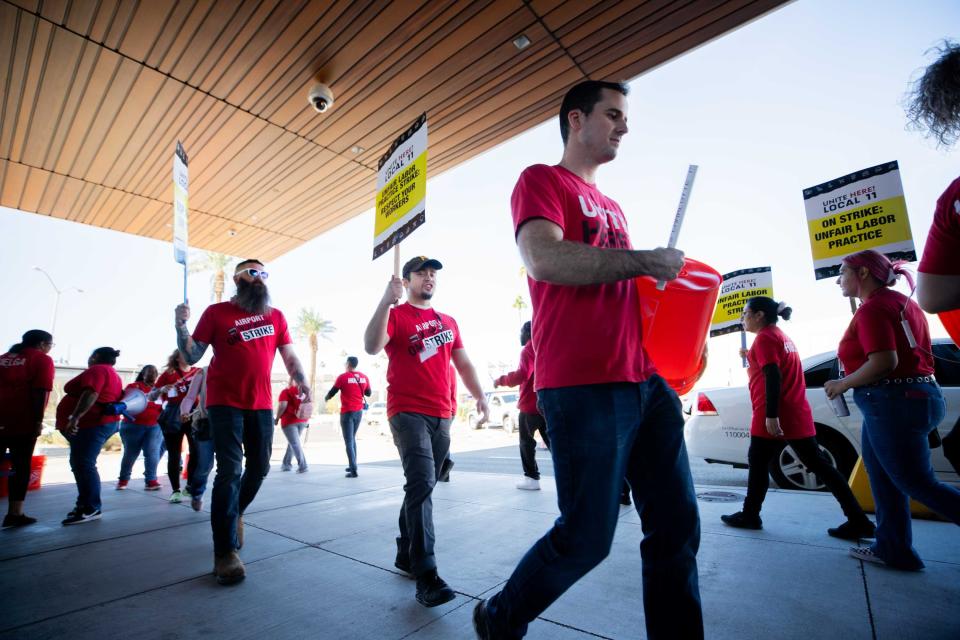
350, 145, 365, 154
513, 34, 531, 50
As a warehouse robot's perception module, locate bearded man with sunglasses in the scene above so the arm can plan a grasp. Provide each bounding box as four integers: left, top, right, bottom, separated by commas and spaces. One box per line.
175, 259, 309, 586
364, 256, 490, 608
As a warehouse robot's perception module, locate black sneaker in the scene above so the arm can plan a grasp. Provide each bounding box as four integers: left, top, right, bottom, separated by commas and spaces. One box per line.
828, 518, 876, 541
620, 490, 632, 506
2, 514, 38, 529
345, 470, 358, 478
720, 511, 762, 530
395, 537, 412, 574
415, 571, 456, 607
438, 459, 454, 483
473, 599, 497, 639
62, 509, 102, 526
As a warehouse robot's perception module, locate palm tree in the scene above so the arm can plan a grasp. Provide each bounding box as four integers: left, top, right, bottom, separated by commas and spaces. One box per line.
512, 295, 528, 322
294, 308, 336, 400
513, 266, 530, 321
189, 251, 234, 303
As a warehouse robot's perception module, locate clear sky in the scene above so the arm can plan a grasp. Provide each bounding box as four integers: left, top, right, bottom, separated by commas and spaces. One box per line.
2, 0, 958, 393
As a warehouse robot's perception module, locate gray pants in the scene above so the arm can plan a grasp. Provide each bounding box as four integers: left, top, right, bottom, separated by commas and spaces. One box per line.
389, 412, 452, 576
281, 423, 308, 471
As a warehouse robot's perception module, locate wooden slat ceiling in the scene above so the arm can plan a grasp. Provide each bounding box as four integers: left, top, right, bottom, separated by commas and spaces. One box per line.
1, 0, 789, 260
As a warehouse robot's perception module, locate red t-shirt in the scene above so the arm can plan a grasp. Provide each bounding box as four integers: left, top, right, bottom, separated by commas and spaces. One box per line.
495, 341, 539, 414
125, 382, 162, 426
918, 176, 960, 276
511, 164, 651, 390
746, 326, 815, 439
838, 288, 934, 378
385, 303, 463, 418
449, 366, 458, 418
192, 302, 293, 411
57, 364, 123, 428
333, 371, 370, 414
278, 386, 307, 427
0, 347, 55, 435
156, 367, 199, 404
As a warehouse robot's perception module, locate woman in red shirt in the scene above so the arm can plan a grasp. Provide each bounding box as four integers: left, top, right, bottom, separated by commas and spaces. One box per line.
0, 329, 55, 528
56, 347, 123, 525
274, 380, 309, 473
116, 365, 164, 491
721, 297, 874, 539
825, 250, 960, 570
909, 41, 960, 472
155, 350, 199, 503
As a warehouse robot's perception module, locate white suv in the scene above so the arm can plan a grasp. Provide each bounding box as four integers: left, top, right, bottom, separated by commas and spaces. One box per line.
468, 391, 521, 432
685, 338, 959, 491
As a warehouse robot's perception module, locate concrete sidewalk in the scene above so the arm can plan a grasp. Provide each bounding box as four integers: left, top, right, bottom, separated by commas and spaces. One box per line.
1, 446, 957, 639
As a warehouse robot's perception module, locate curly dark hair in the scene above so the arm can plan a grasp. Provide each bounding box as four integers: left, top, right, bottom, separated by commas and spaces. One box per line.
906, 40, 960, 147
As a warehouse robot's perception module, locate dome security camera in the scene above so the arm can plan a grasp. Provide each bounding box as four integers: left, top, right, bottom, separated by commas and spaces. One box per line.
308, 83, 334, 113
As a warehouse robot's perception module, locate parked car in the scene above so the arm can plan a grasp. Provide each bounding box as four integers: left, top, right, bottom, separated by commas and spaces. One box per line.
468, 391, 521, 432
685, 338, 960, 491
366, 401, 388, 434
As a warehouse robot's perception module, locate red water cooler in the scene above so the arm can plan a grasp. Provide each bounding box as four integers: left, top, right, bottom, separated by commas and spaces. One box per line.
636, 258, 721, 396
940, 309, 960, 347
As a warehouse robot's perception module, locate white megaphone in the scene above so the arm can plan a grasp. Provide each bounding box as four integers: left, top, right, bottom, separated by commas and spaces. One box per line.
119, 387, 148, 417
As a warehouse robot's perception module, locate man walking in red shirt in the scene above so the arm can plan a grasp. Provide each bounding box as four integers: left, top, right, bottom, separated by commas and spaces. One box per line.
364, 256, 490, 608
325, 356, 372, 477
473, 81, 702, 639
494, 321, 549, 491
175, 259, 310, 586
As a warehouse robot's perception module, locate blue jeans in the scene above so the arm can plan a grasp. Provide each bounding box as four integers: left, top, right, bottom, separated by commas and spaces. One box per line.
485, 376, 703, 639
340, 411, 363, 472
68, 422, 120, 512
186, 437, 216, 498
854, 382, 960, 569
282, 423, 308, 471
207, 406, 273, 555
118, 422, 162, 482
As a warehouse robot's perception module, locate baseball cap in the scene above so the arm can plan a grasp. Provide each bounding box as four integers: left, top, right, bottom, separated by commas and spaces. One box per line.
402, 256, 443, 279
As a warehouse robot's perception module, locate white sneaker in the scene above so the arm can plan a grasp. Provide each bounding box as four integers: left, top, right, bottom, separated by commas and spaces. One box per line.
516, 477, 541, 491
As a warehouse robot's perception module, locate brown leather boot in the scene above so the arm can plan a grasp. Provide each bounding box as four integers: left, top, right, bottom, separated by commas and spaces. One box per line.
237, 515, 244, 549
214, 551, 246, 585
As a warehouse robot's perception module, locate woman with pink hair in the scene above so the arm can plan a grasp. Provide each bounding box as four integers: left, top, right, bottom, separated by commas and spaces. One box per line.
824, 249, 960, 570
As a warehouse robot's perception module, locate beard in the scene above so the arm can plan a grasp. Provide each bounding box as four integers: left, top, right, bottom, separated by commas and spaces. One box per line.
420, 290, 433, 300
234, 279, 271, 314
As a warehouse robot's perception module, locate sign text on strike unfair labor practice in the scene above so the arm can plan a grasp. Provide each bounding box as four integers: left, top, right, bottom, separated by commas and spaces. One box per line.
373, 114, 428, 260
710, 267, 774, 336
803, 161, 915, 280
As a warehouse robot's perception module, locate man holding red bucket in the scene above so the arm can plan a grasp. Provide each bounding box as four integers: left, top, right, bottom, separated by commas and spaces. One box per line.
473, 81, 703, 640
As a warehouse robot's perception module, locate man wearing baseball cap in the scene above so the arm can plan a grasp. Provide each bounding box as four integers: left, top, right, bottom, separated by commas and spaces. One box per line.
364, 255, 490, 608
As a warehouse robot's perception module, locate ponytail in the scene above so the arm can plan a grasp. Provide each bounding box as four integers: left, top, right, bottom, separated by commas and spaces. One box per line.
745, 296, 792, 325
843, 249, 915, 292
8, 329, 52, 354
91, 347, 121, 365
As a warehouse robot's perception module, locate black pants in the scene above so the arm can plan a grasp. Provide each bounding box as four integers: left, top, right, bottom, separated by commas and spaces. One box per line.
389, 412, 452, 577
518, 412, 549, 480
162, 425, 197, 492
1, 435, 38, 503
744, 435, 864, 520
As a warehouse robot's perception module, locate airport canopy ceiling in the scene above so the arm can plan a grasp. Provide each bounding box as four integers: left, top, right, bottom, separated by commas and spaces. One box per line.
1, 0, 788, 260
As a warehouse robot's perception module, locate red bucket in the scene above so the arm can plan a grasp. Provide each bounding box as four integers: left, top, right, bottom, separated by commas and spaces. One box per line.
636, 258, 721, 396
0, 455, 46, 498
940, 309, 960, 347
